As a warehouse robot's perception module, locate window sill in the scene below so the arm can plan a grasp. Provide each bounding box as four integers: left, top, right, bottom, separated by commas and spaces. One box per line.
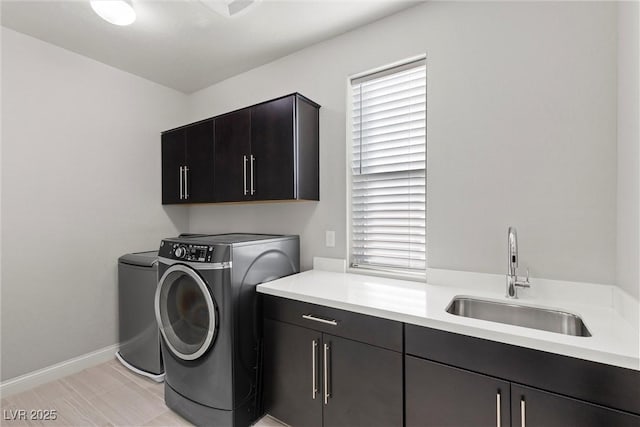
346, 265, 426, 283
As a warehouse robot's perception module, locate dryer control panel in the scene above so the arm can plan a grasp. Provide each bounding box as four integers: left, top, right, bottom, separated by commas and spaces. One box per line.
159, 241, 214, 263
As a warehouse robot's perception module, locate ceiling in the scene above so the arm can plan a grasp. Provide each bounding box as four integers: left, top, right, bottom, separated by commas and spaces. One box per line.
1, 0, 421, 93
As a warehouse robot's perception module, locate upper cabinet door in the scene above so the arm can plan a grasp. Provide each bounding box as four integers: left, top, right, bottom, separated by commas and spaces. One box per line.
214, 109, 251, 202
184, 119, 214, 203
161, 128, 186, 205
250, 96, 296, 200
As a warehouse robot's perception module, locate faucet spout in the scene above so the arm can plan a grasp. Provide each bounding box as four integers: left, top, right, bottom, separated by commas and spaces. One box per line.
506, 226, 530, 298
508, 226, 518, 276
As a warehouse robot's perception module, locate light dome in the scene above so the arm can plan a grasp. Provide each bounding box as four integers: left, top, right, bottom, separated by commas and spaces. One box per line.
90, 0, 136, 26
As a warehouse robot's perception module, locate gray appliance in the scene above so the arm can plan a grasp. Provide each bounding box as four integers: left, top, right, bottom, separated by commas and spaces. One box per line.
117, 250, 164, 381
155, 233, 300, 427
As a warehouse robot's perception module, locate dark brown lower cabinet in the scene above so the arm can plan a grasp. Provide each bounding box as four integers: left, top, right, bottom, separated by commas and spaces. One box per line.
263, 319, 403, 427
264, 302, 639, 427
406, 356, 510, 427
264, 319, 322, 427
405, 324, 640, 426
406, 355, 640, 427
511, 384, 640, 427
323, 334, 403, 427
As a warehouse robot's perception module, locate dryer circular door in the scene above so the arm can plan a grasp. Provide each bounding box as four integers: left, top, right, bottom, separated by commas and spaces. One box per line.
155, 264, 218, 361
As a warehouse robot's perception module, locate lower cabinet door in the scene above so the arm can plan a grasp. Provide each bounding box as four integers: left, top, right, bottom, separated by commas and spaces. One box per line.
405, 356, 510, 427
511, 384, 640, 427
263, 319, 322, 427
322, 334, 403, 427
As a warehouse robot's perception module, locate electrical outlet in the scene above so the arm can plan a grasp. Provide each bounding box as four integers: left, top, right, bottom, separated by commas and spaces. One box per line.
325, 230, 335, 248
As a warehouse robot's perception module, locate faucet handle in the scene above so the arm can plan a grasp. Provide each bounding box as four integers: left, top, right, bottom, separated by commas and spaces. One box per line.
515, 269, 531, 288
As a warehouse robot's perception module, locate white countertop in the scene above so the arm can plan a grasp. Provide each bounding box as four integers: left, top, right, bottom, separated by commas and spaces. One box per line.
257, 266, 640, 371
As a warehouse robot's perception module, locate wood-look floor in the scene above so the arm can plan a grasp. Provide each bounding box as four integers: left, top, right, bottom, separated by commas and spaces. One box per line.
0, 359, 285, 427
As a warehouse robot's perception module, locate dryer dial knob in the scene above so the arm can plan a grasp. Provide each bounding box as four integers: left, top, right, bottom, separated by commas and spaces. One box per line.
174, 246, 187, 258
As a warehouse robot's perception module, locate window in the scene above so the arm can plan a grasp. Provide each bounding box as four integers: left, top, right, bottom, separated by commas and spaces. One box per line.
349, 58, 426, 275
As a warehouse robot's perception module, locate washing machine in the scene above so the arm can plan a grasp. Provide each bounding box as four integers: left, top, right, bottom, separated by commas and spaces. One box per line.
117, 250, 164, 381
155, 233, 299, 427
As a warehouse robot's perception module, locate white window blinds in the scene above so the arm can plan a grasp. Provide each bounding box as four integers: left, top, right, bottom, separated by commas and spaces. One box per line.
350, 59, 426, 273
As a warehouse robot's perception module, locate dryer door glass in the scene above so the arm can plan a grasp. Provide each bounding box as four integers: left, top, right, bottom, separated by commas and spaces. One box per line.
156, 265, 217, 361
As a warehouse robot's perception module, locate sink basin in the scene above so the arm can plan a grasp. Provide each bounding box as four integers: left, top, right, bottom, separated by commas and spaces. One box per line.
445, 297, 591, 337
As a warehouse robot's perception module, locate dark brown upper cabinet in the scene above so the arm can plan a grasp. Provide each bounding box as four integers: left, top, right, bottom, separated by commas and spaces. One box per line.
161, 119, 214, 204
213, 108, 252, 202
214, 93, 320, 202
161, 127, 185, 204
162, 93, 320, 205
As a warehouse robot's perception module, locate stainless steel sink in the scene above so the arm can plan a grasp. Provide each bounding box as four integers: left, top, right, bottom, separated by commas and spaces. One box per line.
445, 297, 592, 337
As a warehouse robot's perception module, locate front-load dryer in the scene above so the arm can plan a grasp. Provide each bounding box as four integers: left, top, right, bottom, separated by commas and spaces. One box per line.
155, 233, 299, 427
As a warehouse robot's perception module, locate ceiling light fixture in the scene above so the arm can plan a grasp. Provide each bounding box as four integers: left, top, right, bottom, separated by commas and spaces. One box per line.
199, 0, 261, 18
90, 0, 136, 26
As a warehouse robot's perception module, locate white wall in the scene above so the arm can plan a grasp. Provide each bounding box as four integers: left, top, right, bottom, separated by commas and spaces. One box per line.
0, 28, 189, 381
188, 1, 618, 284
616, 1, 640, 300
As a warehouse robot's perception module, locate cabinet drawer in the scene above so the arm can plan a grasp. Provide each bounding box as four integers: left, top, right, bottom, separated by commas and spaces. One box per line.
263, 295, 402, 352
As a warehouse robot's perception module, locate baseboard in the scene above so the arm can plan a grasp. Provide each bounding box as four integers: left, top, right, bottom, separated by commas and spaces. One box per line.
0, 344, 118, 398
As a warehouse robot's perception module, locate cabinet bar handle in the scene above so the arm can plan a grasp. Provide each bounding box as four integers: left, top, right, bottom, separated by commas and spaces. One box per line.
496, 391, 501, 427
311, 340, 318, 400
520, 398, 526, 427
184, 166, 189, 199
250, 155, 255, 195
323, 343, 330, 405
179, 166, 183, 200
243, 155, 248, 195
302, 314, 338, 326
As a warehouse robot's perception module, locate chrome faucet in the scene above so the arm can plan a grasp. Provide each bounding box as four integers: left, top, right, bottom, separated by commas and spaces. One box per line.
506, 226, 530, 298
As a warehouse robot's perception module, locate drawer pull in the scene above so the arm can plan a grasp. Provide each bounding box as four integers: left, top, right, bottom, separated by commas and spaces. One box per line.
179, 166, 184, 200
250, 154, 255, 195
496, 391, 501, 427
312, 339, 318, 399
302, 314, 338, 326
323, 343, 331, 405
520, 398, 526, 427
243, 155, 248, 196
184, 166, 189, 199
